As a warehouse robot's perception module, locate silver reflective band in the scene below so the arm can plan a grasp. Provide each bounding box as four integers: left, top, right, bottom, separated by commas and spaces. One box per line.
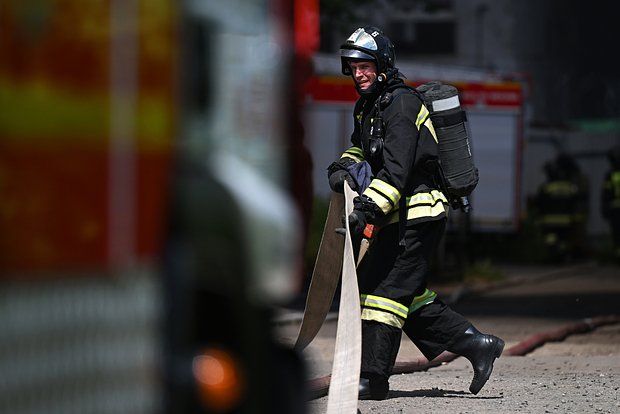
432, 95, 460, 112
340, 48, 375, 61
346, 28, 378, 51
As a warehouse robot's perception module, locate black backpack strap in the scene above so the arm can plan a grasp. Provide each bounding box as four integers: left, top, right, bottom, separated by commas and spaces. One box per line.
375, 83, 430, 246
381, 83, 423, 246
385, 83, 424, 102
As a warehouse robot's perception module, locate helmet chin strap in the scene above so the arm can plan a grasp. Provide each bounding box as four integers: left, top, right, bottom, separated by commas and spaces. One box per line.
354, 67, 399, 96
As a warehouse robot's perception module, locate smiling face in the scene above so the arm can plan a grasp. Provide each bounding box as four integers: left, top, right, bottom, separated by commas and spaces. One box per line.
349, 60, 377, 91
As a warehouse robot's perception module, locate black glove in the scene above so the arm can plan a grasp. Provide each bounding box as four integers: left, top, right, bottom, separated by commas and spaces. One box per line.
335, 194, 383, 236
328, 169, 358, 193
327, 160, 358, 193
335, 209, 367, 238
353, 194, 382, 223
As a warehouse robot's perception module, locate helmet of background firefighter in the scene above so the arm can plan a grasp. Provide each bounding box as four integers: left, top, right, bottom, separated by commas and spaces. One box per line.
543, 153, 581, 181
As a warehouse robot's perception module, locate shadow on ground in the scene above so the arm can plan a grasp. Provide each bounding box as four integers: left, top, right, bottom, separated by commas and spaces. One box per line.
387, 388, 501, 400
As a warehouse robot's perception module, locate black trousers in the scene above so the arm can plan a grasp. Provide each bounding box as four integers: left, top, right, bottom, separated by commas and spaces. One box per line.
358, 218, 470, 379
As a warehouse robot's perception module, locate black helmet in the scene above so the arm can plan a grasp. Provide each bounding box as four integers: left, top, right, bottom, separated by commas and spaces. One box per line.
340, 26, 395, 77
556, 153, 579, 173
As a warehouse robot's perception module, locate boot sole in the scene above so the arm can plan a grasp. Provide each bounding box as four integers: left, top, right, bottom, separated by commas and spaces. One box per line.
358, 391, 389, 401
469, 338, 505, 395
358, 394, 388, 401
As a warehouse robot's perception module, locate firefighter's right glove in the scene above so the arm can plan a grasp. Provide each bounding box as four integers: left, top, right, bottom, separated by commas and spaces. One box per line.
327, 160, 358, 193
335, 195, 381, 238
335, 209, 367, 238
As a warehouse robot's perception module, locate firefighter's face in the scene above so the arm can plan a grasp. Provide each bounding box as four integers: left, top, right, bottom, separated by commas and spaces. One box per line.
349, 60, 377, 90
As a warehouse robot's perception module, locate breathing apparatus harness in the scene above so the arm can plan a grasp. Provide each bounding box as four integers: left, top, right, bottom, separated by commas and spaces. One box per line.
365, 79, 478, 215
361, 70, 416, 246
366, 68, 401, 158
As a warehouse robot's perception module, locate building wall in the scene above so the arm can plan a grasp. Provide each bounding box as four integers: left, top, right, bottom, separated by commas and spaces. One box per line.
320, 0, 620, 237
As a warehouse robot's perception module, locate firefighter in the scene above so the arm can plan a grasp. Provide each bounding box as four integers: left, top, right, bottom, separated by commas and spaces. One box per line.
601, 145, 620, 261
327, 26, 504, 400
535, 153, 589, 261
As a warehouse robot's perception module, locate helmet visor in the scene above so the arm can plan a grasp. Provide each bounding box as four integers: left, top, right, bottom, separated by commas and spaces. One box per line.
345, 28, 378, 51
340, 48, 374, 61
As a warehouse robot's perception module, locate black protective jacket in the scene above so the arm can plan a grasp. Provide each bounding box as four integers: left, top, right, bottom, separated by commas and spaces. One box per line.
340, 78, 448, 226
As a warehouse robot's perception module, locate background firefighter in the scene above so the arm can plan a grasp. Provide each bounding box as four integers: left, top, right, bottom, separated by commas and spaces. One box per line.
327, 26, 504, 400
601, 145, 620, 261
534, 153, 589, 261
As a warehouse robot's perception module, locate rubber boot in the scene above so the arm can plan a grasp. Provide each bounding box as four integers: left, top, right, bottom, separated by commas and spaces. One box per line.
358, 375, 389, 400
448, 325, 505, 394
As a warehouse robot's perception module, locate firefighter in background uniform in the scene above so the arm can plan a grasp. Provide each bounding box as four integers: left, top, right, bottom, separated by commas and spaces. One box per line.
535, 153, 589, 261
327, 26, 504, 400
601, 145, 620, 261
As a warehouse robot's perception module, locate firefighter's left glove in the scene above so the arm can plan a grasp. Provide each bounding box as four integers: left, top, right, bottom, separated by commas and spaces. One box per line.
327, 159, 358, 193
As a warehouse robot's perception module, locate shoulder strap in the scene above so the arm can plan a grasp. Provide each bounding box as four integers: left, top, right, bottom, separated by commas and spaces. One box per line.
385, 83, 422, 99
379, 83, 425, 247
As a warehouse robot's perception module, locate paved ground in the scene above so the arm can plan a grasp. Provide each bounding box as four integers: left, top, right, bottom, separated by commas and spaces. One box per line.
275, 263, 620, 413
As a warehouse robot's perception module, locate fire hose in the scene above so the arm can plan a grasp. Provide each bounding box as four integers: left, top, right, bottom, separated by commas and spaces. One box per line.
295, 182, 362, 413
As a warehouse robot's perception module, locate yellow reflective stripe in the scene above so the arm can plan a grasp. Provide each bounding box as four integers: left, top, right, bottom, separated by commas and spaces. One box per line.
345, 146, 364, 157
408, 289, 437, 314
415, 105, 430, 130
361, 294, 409, 319
423, 117, 438, 143
406, 202, 446, 221
342, 146, 364, 162
384, 190, 448, 224
364, 188, 393, 214
542, 181, 579, 196
541, 214, 584, 225
341, 153, 363, 163
369, 179, 401, 204
361, 308, 405, 329
407, 190, 448, 206
363, 179, 401, 214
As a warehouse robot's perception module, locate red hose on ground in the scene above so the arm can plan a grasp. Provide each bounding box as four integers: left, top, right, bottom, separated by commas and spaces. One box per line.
503, 314, 620, 356
306, 314, 620, 400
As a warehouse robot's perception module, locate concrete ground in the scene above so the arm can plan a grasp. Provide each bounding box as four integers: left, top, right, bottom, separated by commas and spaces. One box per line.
275, 263, 620, 413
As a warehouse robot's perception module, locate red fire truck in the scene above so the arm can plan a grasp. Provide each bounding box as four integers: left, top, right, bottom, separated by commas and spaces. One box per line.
0, 1, 317, 413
